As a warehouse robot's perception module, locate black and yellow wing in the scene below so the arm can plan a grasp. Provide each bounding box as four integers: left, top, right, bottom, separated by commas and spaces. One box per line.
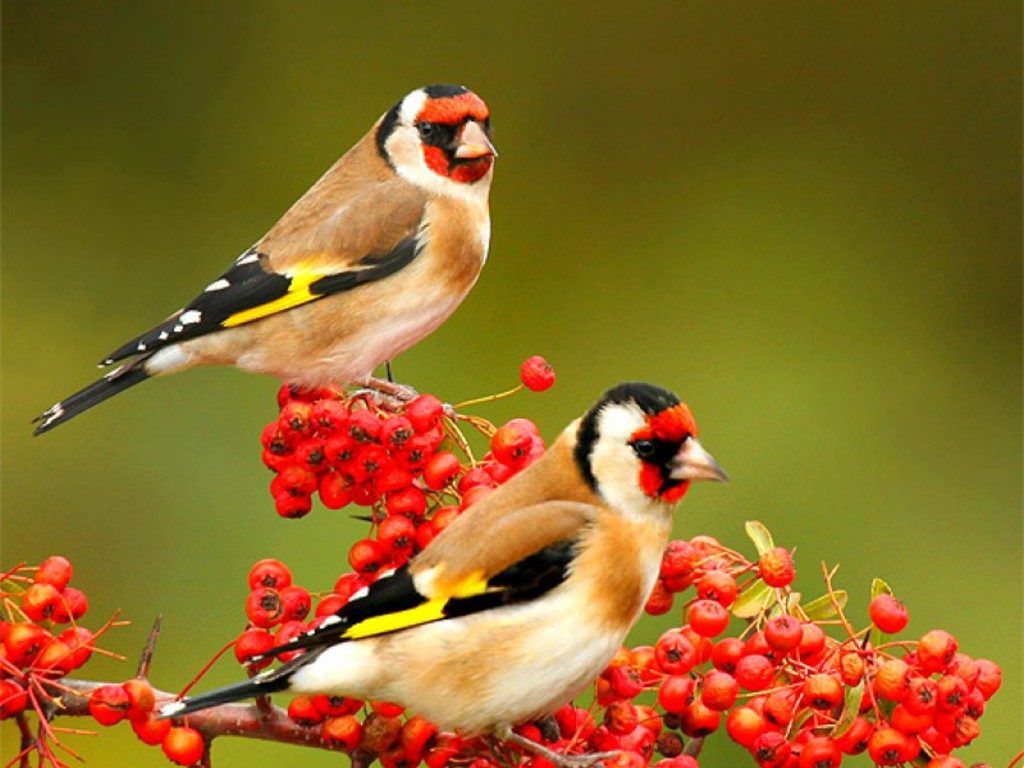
253, 538, 578, 663
101, 238, 420, 366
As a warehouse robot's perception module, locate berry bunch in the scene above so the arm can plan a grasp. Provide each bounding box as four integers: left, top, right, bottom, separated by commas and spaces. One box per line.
260, 355, 551, 520
0, 557, 123, 765
580, 523, 1003, 768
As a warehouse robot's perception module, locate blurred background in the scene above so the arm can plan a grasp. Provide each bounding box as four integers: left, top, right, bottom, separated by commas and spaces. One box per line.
3, 2, 1020, 765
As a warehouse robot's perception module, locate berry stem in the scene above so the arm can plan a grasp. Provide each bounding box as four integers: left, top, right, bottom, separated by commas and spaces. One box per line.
453, 384, 524, 409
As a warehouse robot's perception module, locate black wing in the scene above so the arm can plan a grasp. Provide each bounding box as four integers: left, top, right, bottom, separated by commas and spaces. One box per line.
101, 237, 420, 365
252, 540, 578, 663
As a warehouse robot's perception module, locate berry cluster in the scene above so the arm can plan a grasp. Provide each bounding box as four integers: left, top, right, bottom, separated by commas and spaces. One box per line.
260, 355, 551, 520
0, 557, 121, 765
87, 678, 204, 765
583, 525, 1003, 768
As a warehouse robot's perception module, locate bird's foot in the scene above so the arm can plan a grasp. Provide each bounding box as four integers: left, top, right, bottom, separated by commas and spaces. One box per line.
499, 729, 620, 767
355, 378, 457, 419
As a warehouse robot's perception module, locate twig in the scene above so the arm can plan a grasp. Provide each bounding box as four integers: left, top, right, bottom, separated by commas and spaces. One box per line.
682, 736, 704, 757
136, 615, 162, 679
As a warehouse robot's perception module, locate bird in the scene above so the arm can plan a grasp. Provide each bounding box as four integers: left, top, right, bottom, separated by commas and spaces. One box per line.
158, 382, 728, 764
33, 84, 497, 435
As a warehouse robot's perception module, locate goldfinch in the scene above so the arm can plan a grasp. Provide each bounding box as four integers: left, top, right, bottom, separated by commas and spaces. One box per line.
159, 382, 727, 761
34, 84, 496, 435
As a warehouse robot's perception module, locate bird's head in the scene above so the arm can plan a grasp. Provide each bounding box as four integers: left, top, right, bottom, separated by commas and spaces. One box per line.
573, 383, 728, 515
376, 85, 496, 198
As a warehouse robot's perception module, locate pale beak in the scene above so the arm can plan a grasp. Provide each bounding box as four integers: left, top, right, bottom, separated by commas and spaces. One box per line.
454, 120, 497, 160
669, 438, 729, 483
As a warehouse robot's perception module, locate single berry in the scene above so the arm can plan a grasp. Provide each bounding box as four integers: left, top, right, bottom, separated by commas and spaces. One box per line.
520, 355, 556, 391
869, 594, 909, 633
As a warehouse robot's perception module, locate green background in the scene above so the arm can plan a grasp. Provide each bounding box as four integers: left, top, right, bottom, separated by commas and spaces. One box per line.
3, 2, 1020, 765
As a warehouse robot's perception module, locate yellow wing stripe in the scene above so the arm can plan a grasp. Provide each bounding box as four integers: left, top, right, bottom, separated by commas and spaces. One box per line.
221, 271, 324, 327
342, 599, 448, 640
340, 570, 491, 641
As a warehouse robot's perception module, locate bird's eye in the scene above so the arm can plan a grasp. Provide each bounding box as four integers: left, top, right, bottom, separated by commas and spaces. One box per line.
632, 440, 655, 459
417, 122, 436, 140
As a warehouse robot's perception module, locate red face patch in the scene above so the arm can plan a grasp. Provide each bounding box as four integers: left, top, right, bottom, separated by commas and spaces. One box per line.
417, 92, 489, 125
632, 403, 699, 502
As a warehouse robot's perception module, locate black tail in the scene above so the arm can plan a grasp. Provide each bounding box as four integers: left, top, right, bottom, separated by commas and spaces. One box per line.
157, 647, 323, 720
33, 360, 151, 435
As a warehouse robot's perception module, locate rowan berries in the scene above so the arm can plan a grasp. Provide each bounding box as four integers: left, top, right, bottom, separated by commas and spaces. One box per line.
520, 355, 556, 392
734, 654, 775, 692
248, 559, 292, 591
869, 594, 909, 633
758, 548, 795, 587
34, 556, 73, 590
131, 711, 172, 746
687, 599, 730, 638
918, 629, 958, 673
162, 726, 205, 766
763, 615, 802, 653
89, 684, 130, 726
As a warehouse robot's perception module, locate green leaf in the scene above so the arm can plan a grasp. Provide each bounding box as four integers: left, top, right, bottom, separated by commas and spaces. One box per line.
732, 579, 773, 619
871, 577, 893, 598
744, 520, 775, 556
802, 590, 848, 621
832, 681, 864, 736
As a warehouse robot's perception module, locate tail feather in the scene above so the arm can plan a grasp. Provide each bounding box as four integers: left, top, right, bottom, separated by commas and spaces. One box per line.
158, 647, 324, 720
33, 360, 151, 435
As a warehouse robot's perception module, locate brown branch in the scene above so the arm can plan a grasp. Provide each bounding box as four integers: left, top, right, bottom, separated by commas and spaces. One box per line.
53, 679, 351, 755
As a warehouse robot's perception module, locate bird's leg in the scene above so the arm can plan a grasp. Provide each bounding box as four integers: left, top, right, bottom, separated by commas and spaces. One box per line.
363, 376, 419, 403
498, 727, 620, 768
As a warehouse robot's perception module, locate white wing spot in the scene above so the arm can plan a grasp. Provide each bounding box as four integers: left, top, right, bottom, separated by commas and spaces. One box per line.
205, 278, 230, 292
137, 342, 146, 351
318, 615, 342, 627
180, 310, 202, 325
237, 251, 259, 265
349, 587, 369, 602
158, 331, 169, 340
173, 325, 184, 333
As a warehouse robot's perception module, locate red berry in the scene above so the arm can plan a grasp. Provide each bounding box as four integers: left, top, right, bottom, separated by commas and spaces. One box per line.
891, 704, 932, 735
656, 675, 694, 714
56, 626, 93, 669
405, 394, 444, 433
701, 670, 739, 711
644, 580, 675, 615
234, 627, 275, 666
725, 706, 769, 748
312, 399, 348, 433
867, 726, 913, 766
385, 485, 427, 518
324, 433, 358, 465
89, 684, 130, 726
711, 637, 744, 673
34, 555, 73, 590
374, 464, 414, 495
21, 582, 61, 622
274, 620, 307, 662
763, 615, 802, 653
333, 573, 367, 601
279, 585, 311, 621
608, 665, 644, 699
378, 515, 416, 559
347, 410, 382, 443
123, 678, 156, 717
798, 735, 840, 768
751, 731, 791, 768
687, 599, 730, 638
520, 355, 556, 391
604, 700, 639, 735
423, 451, 462, 490
4, 622, 50, 666
248, 559, 292, 591
313, 694, 362, 717
974, 658, 1002, 699
874, 658, 911, 702
51, 586, 88, 623
869, 594, 909, 634
0, 680, 28, 719
401, 715, 439, 761
935, 674, 968, 713
655, 629, 698, 675
279, 401, 314, 437
381, 416, 415, 449
803, 673, 843, 710
761, 689, 797, 728
162, 726, 205, 766
696, 570, 739, 607
131, 711, 172, 745
678, 700, 720, 737
798, 622, 826, 660
833, 715, 872, 755
491, 422, 534, 466
319, 471, 353, 509
734, 654, 775, 691
246, 587, 284, 628
274, 491, 312, 518
758, 548, 795, 587
287, 695, 324, 726
917, 630, 958, 673
348, 539, 387, 575
431, 505, 460, 533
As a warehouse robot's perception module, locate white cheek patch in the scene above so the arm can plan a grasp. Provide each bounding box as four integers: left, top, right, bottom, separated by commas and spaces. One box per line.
399, 89, 429, 124
589, 403, 663, 519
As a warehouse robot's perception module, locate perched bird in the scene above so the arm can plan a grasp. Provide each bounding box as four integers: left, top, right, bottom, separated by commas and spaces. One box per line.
160, 382, 728, 762
34, 84, 496, 435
